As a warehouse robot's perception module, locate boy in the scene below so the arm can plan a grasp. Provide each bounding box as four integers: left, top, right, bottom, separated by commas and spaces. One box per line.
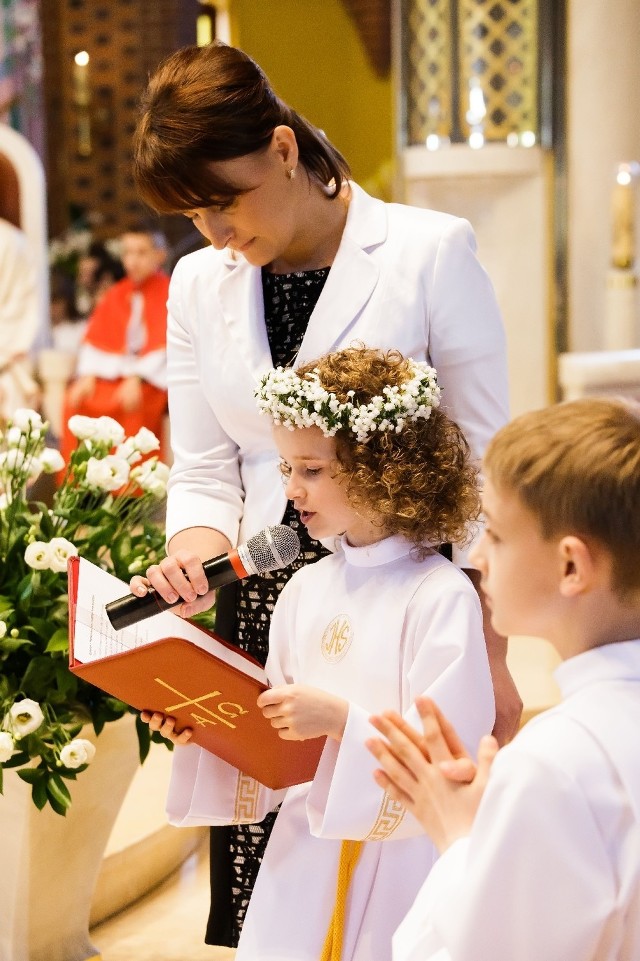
60, 225, 169, 462
367, 397, 640, 961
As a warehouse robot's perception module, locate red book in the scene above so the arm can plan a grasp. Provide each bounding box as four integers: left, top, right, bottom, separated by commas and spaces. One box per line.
68, 556, 325, 790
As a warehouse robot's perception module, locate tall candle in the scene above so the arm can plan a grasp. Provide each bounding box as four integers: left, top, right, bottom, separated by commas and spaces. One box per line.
611, 164, 635, 270
73, 51, 90, 108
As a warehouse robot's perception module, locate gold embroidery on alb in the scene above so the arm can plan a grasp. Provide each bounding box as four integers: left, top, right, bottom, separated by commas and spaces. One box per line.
234, 773, 260, 823
366, 793, 405, 840
321, 614, 353, 662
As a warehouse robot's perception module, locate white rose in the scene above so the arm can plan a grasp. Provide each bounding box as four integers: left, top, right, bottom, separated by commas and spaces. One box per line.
5, 698, 45, 737
93, 416, 125, 447
24, 541, 53, 570
48, 537, 78, 573
60, 738, 96, 769
68, 414, 98, 440
86, 455, 130, 491
0, 620, 6, 637
10, 408, 44, 434
132, 427, 160, 454
132, 459, 170, 495
115, 438, 142, 464
0, 448, 27, 471
5, 426, 25, 447
40, 447, 65, 473
0, 731, 15, 762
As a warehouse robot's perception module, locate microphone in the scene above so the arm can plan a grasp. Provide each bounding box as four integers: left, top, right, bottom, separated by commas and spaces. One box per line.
106, 524, 301, 631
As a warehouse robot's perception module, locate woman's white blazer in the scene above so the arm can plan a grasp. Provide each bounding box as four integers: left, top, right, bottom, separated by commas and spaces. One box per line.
164, 182, 509, 565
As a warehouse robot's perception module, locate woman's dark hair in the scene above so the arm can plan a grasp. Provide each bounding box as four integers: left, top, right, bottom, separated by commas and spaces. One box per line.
133, 42, 351, 213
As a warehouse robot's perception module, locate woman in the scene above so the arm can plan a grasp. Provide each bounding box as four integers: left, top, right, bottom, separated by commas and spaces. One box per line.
131, 41, 520, 948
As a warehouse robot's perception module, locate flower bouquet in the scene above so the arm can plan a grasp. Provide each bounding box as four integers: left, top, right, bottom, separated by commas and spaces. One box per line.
0, 408, 170, 814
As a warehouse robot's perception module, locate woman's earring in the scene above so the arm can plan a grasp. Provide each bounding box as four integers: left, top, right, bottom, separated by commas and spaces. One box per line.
286, 166, 296, 180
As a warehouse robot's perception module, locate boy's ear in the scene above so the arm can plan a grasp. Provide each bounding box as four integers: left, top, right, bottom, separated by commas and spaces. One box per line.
557, 535, 596, 597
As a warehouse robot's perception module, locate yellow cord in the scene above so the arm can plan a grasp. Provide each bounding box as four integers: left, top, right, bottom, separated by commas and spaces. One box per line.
319, 839, 364, 961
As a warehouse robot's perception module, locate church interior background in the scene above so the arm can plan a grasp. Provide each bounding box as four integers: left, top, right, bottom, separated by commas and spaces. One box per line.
0, 1, 639, 959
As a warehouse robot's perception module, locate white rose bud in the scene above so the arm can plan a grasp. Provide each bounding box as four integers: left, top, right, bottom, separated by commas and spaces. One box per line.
68, 414, 98, 440
40, 447, 65, 473
93, 416, 126, 447
24, 541, 53, 570
0, 731, 15, 762
60, 738, 96, 769
10, 408, 44, 434
115, 438, 142, 464
5, 698, 45, 737
48, 536, 78, 573
132, 426, 160, 454
86, 455, 130, 491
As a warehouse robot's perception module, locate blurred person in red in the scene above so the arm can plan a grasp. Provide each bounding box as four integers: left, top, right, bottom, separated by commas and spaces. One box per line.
60, 225, 170, 464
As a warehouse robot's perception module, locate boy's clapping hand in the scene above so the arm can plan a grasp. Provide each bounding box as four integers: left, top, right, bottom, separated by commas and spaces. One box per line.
367, 696, 498, 853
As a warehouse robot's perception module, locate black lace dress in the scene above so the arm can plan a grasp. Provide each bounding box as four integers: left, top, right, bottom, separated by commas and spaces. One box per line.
205, 267, 331, 947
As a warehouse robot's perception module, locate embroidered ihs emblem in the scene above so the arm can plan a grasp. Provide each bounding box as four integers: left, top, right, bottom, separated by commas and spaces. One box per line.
321, 614, 353, 662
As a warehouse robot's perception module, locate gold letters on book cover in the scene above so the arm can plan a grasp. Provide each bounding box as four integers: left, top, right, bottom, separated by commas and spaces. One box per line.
155, 677, 249, 730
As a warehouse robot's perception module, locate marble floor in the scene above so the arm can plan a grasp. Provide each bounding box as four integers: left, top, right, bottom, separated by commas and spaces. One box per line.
91, 841, 235, 961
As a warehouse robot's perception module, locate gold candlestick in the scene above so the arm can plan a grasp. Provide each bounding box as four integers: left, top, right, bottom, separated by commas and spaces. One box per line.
611, 164, 635, 269
605, 162, 639, 350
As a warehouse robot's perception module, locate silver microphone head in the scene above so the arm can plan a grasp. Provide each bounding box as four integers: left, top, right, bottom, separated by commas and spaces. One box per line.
237, 525, 301, 576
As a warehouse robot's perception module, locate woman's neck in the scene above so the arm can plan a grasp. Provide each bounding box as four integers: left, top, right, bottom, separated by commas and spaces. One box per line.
267, 179, 351, 274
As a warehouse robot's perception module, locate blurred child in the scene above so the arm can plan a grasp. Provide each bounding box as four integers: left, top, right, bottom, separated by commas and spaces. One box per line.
60, 226, 169, 462
138, 346, 495, 961
74, 239, 124, 319
368, 397, 640, 961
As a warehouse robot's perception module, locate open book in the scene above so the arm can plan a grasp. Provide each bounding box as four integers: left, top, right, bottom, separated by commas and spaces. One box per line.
68, 556, 325, 789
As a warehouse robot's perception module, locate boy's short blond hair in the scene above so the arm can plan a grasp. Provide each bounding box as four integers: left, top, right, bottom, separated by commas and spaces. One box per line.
484, 397, 640, 597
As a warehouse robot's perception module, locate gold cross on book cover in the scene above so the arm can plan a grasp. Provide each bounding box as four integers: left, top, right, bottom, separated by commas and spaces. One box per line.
68, 556, 324, 789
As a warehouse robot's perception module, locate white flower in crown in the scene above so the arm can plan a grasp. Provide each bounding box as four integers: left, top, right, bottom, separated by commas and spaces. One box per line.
255, 360, 440, 442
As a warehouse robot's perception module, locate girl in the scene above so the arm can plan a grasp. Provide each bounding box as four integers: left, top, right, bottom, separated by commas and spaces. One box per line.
145, 346, 495, 961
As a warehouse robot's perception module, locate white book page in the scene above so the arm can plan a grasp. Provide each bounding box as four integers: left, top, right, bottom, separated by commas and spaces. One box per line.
72, 557, 267, 686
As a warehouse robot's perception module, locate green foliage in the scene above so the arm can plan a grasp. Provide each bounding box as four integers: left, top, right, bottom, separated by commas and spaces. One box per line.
0, 410, 170, 814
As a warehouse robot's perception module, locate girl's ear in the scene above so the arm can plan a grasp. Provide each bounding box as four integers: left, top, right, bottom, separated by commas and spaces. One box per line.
271, 125, 299, 170
558, 535, 595, 597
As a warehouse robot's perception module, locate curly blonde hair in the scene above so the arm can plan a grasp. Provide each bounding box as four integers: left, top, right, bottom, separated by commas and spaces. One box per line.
295, 347, 480, 555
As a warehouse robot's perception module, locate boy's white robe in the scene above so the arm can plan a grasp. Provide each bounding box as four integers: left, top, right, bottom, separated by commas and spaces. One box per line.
167, 535, 495, 961
394, 638, 640, 961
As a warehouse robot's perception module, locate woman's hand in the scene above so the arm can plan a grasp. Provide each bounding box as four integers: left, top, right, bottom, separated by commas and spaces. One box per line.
367, 696, 498, 852
140, 710, 193, 745
257, 684, 348, 742
130, 550, 216, 618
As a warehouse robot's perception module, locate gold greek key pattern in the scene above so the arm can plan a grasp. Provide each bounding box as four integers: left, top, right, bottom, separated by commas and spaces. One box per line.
366, 793, 405, 840
458, 0, 538, 140
405, 0, 453, 143
234, 773, 260, 823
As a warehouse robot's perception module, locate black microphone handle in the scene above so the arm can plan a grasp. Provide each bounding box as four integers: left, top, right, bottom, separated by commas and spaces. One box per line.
105, 555, 240, 631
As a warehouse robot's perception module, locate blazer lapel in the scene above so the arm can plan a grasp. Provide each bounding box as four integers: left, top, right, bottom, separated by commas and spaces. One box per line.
216, 184, 389, 374
218, 254, 272, 379
297, 184, 388, 364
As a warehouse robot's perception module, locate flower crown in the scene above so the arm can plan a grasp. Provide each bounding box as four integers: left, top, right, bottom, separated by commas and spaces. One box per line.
255, 360, 441, 443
